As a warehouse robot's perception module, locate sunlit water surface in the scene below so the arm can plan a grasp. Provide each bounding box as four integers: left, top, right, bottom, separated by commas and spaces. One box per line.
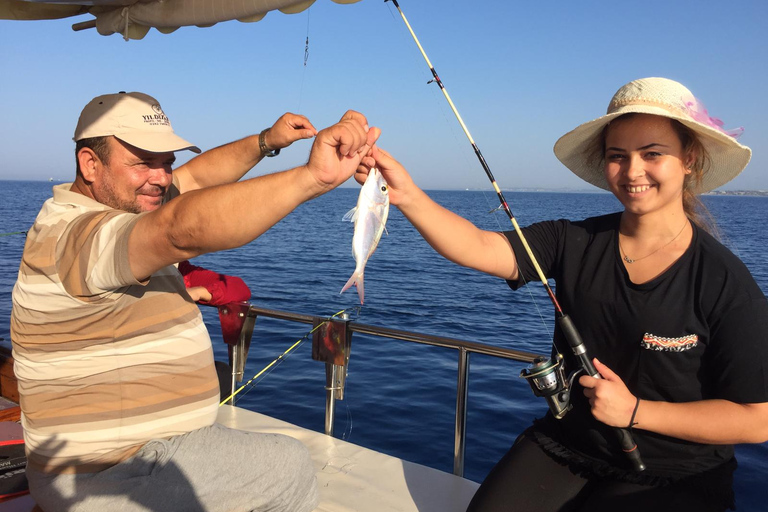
1, 181, 766, 508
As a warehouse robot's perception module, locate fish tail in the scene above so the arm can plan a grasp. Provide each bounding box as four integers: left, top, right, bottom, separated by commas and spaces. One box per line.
340, 271, 365, 304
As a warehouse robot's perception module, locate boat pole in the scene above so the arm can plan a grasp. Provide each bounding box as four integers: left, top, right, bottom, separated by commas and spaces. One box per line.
386, 0, 645, 471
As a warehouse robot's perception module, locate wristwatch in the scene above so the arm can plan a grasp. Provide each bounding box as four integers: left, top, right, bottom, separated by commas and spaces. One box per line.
259, 130, 280, 158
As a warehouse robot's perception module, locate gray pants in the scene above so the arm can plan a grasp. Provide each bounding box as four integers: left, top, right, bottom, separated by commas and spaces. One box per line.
26, 423, 319, 512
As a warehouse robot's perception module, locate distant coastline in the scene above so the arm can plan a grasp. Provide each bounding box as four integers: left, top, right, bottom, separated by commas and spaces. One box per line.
455, 188, 768, 197
2, 180, 768, 197
471, 188, 768, 197
706, 190, 768, 197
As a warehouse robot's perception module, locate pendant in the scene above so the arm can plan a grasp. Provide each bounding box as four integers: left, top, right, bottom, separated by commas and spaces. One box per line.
623, 255, 635, 264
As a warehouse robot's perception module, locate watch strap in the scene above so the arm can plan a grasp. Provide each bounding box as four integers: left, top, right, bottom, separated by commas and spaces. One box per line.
259, 130, 280, 157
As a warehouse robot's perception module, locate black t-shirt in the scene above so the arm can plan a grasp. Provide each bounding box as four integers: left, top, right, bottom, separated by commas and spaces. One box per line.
505, 212, 768, 478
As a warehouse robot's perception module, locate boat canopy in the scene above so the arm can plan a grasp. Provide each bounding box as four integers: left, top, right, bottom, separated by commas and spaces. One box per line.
0, 0, 362, 39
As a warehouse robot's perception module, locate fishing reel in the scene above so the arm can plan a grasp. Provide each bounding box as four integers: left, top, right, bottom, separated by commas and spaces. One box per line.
520, 352, 582, 420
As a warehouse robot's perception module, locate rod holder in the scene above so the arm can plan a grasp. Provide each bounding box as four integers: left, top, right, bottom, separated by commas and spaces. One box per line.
312, 313, 353, 436
218, 302, 255, 406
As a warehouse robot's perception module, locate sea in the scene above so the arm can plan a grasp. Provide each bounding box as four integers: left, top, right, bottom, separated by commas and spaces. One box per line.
1, 180, 766, 509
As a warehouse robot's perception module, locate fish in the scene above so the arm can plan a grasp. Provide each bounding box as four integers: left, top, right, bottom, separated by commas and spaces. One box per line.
340, 167, 390, 304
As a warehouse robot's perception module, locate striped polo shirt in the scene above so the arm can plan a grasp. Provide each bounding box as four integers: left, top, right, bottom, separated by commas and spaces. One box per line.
11, 184, 219, 473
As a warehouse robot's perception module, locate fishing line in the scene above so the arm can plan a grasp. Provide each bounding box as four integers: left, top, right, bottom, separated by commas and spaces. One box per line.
232, 354, 291, 403
480, 193, 553, 345
330, 383, 354, 442
340, 400, 353, 441
387, 0, 645, 471
384, 1, 469, 167
386, 0, 562, 319
304, 7, 310, 67
385, 0, 553, 346
297, 7, 311, 113
219, 307, 353, 406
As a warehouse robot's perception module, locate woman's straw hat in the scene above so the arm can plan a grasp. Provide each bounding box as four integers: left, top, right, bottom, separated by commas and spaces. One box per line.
553, 77, 751, 193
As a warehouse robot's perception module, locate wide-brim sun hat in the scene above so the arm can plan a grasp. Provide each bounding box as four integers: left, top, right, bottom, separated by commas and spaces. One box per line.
553, 77, 751, 193
74, 91, 201, 154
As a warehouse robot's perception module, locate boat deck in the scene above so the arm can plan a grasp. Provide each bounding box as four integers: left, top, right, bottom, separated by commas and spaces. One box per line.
219, 405, 479, 511
0, 405, 479, 511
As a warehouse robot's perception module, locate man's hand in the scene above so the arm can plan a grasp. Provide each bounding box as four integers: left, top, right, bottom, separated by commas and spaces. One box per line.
263, 113, 317, 150
305, 110, 380, 194
186, 286, 212, 303
579, 358, 638, 428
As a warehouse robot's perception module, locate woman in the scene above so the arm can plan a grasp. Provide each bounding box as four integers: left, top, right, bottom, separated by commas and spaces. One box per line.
359, 77, 768, 511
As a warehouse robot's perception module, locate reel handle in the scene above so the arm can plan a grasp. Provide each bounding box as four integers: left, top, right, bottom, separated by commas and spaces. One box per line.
557, 314, 646, 472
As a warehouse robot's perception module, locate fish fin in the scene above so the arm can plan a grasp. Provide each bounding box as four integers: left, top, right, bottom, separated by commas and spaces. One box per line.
383, 225, 389, 236
370, 208, 387, 227
342, 207, 358, 222
340, 271, 364, 304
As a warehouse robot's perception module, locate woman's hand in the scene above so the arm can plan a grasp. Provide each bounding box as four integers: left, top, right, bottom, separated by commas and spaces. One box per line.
579, 358, 638, 428
582, 360, 768, 444
356, 146, 419, 208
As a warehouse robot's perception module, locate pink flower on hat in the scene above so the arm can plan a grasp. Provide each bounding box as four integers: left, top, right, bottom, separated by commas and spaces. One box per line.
684, 98, 744, 140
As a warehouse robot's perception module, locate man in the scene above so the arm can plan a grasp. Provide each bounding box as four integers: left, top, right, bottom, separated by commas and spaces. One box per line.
11, 92, 379, 511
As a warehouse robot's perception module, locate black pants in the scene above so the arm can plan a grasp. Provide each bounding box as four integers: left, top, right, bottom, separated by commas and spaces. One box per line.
466, 433, 734, 512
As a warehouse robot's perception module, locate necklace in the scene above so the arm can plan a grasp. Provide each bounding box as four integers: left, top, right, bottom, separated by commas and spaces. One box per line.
619, 220, 688, 264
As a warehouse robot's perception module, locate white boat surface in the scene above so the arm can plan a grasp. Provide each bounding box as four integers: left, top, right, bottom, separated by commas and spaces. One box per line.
0, 404, 479, 512
217, 405, 479, 512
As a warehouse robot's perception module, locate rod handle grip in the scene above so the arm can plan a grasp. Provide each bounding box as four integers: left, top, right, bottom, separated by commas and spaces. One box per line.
557, 314, 645, 471
616, 427, 646, 471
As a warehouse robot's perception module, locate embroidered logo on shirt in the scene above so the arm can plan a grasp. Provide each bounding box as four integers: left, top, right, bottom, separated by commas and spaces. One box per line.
641, 333, 699, 352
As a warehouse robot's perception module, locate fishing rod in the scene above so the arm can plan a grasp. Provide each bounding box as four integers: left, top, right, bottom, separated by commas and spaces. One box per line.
386, 0, 645, 471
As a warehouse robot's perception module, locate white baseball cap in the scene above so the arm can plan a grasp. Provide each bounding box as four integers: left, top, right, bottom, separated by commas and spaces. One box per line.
74, 91, 201, 154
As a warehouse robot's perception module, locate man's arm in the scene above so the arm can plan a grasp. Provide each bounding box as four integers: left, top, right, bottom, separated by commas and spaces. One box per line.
129, 111, 377, 281
174, 113, 317, 193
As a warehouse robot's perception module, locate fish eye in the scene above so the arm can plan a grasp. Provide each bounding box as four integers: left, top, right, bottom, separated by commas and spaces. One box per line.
381, 185, 388, 192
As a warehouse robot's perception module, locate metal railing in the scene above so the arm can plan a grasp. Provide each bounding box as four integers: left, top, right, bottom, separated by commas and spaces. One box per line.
227, 304, 540, 478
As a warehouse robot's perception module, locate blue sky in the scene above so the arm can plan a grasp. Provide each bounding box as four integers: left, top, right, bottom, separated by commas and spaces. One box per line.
1, 0, 766, 191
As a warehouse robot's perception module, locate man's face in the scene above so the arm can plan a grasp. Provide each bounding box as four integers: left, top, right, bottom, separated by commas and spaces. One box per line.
93, 137, 176, 213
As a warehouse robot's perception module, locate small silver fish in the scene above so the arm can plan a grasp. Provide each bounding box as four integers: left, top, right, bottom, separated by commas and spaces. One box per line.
340, 167, 390, 304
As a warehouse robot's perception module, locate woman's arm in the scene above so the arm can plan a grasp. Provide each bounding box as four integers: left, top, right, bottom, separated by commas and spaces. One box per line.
635, 398, 768, 444
581, 358, 768, 444
366, 147, 519, 280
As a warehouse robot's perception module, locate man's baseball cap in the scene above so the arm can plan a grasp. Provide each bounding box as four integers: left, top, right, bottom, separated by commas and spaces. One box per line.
74, 92, 201, 154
